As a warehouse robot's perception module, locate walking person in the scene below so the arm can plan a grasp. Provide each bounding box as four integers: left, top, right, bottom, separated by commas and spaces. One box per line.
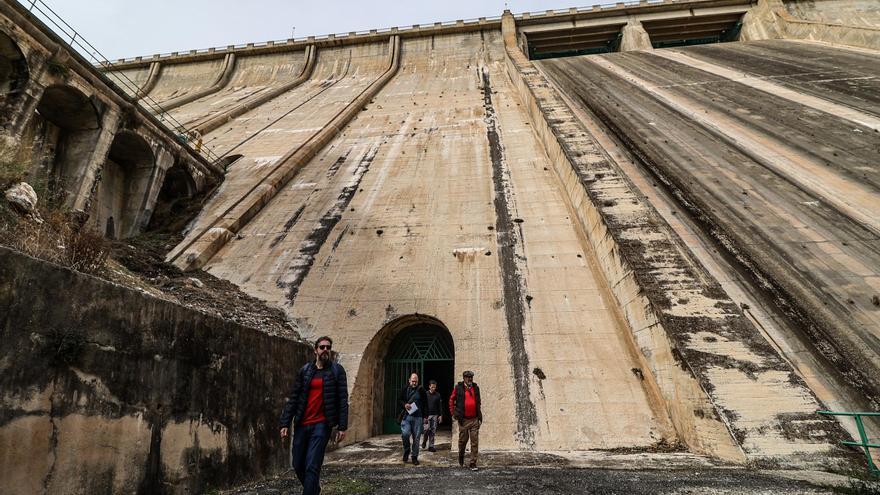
279, 336, 348, 495
398, 372, 427, 465
449, 370, 482, 470
420, 380, 443, 452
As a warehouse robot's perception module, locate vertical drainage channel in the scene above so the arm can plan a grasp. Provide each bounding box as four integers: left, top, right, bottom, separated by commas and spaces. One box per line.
481, 66, 538, 449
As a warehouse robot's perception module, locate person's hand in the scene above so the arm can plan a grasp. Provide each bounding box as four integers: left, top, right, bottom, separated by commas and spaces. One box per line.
280, 427, 289, 439
423, 419, 429, 427
336, 430, 346, 443
439, 416, 443, 424
405, 403, 412, 411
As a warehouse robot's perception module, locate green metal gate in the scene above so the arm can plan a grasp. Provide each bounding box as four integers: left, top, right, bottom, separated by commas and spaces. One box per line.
382, 326, 454, 434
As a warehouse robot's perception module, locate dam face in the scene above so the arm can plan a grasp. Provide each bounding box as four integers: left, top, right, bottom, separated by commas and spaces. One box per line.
102, 0, 880, 465
2, 0, 880, 491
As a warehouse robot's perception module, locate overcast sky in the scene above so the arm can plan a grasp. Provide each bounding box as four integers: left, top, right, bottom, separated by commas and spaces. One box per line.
25, 0, 609, 60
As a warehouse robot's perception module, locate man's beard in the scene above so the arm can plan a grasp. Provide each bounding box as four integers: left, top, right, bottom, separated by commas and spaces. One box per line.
318, 352, 330, 363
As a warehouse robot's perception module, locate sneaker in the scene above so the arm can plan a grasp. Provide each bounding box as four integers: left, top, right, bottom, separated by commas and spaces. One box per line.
428, 447, 436, 453
412, 458, 420, 466
403, 450, 410, 463
470, 466, 478, 471
469, 462, 478, 471
420, 442, 427, 449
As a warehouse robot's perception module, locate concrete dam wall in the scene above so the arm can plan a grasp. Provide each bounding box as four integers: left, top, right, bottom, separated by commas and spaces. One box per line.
2, 0, 879, 492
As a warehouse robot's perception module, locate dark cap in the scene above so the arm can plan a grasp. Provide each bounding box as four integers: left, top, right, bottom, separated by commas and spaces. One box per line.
462, 370, 475, 377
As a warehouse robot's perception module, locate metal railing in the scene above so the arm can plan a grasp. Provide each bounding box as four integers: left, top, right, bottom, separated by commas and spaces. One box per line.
18, 0, 222, 164
819, 410, 880, 476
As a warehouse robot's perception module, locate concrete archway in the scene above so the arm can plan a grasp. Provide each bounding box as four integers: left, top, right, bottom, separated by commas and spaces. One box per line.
90, 130, 154, 239
32, 84, 100, 201
349, 314, 455, 441
0, 31, 28, 96
148, 162, 197, 231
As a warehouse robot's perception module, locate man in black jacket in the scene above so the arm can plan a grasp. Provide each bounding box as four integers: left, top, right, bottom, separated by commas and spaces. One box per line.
279, 336, 348, 495
398, 372, 427, 465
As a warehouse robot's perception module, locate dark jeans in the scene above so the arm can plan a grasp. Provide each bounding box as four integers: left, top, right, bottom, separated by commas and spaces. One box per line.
401, 414, 423, 459
292, 422, 332, 495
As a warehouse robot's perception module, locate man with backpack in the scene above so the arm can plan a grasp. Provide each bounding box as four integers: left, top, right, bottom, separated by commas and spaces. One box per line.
449, 370, 482, 470
279, 336, 348, 495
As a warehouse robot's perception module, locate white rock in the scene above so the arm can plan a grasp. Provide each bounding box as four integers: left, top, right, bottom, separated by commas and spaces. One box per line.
187, 277, 205, 288
4, 182, 37, 214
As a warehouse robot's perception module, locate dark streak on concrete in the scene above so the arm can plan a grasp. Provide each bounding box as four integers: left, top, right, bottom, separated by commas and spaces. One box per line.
326, 148, 352, 179
280, 145, 380, 305
481, 67, 538, 448
269, 203, 307, 249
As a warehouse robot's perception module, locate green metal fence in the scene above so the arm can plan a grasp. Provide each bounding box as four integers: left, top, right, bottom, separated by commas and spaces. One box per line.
818, 410, 880, 475
382, 327, 454, 434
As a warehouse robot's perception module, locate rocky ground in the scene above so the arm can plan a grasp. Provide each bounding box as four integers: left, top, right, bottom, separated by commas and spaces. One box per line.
222, 435, 879, 494
105, 229, 300, 339
226, 466, 875, 495
1, 180, 301, 339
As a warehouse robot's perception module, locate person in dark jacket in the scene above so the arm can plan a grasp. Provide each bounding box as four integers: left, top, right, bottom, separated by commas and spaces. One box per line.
279, 336, 348, 495
420, 379, 443, 452
449, 370, 482, 470
398, 372, 427, 465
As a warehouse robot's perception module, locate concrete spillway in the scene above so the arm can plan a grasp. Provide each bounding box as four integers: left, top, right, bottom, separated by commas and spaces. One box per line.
538, 40, 880, 413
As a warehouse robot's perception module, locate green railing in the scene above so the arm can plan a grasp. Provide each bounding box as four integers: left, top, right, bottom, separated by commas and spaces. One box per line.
818, 410, 880, 475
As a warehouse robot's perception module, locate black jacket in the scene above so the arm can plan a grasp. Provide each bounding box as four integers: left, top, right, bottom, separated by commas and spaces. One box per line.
398, 385, 427, 418
451, 381, 482, 421
279, 361, 349, 431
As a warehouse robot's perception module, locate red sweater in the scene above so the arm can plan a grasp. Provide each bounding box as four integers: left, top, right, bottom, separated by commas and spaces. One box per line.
449, 384, 478, 419
300, 376, 326, 426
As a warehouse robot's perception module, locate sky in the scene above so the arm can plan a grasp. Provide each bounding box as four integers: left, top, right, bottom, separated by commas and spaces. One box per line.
24, 0, 609, 61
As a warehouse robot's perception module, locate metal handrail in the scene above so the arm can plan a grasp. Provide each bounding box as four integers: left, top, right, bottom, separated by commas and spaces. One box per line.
18, 0, 222, 164
819, 410, 880, 476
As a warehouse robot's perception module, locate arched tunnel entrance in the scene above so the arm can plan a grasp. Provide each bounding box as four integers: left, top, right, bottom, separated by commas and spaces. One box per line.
30, 84, 100, 202
381, 321, 454, 434
0, 31, 28, 97
89, 131, 155, 239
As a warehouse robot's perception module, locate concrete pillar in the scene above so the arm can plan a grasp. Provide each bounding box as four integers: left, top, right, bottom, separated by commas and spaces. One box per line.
619, 20, 653, 51
0, 67, 46, 148
69, 109, 122, 214
129, 146, 174, 236
502, 10, 518, 51
739, 0, 786, 41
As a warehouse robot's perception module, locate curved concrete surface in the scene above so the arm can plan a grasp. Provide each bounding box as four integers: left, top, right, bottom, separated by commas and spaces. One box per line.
167, 48, 310, 128
168, 40, 397, 270
146, 56, 230, 106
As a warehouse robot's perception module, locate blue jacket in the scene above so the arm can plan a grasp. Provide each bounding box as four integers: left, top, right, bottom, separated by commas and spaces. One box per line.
279, 361, 349, 431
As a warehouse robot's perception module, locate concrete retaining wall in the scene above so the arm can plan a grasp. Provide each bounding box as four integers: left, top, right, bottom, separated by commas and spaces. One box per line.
0, 247, 311, 494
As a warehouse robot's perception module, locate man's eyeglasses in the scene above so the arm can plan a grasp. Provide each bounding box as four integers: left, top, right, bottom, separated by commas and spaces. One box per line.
318, 345, 332, 350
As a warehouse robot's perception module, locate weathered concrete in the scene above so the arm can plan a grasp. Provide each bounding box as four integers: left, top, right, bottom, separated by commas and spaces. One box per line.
168, 37, 401, 271
741, 0, 880, 50
192, 29, 678, 455
512, 14, 856, 468
0, 246, 312, 495
172, 46, 314, 134
619, 21, 654, 52
152, 53, 236, 112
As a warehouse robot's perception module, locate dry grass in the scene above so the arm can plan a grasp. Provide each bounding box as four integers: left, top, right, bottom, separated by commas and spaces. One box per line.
0, 203, 109, 275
